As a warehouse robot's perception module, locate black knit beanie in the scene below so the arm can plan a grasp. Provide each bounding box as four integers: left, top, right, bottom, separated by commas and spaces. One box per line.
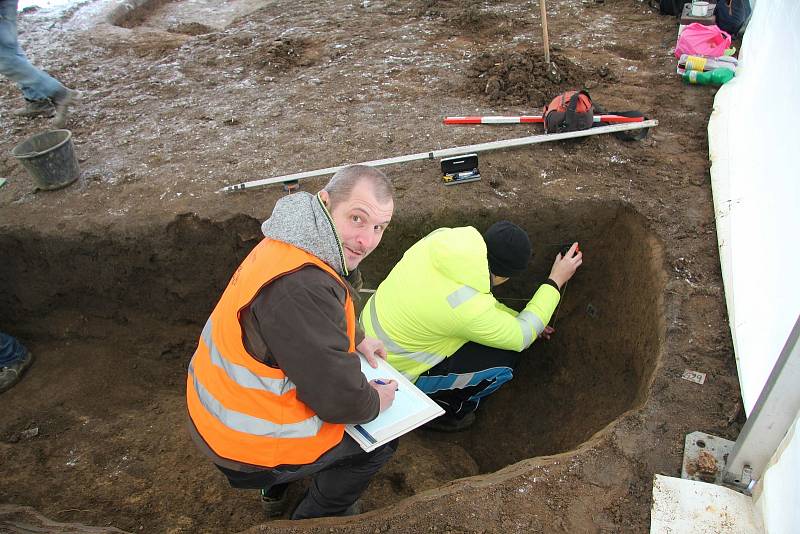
483, 221, 532, 277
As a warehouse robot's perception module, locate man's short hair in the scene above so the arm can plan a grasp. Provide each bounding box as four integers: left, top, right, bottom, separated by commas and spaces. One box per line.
322, 165, 393, 209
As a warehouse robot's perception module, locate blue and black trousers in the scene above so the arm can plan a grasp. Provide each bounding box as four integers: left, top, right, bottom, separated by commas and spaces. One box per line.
414, 342, 521, 419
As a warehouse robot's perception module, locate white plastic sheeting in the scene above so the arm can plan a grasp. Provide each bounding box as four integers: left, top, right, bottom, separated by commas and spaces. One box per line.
709, 1, 800, 533
650, 475, 762, 533
752, 410, 800, 533
709, 0, 800, 417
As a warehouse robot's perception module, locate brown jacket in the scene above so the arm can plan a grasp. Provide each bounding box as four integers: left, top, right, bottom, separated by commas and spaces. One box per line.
239, 266, 376, 423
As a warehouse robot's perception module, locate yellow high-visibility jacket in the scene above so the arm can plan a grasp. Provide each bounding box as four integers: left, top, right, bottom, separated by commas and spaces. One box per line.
361, 226, 561, 383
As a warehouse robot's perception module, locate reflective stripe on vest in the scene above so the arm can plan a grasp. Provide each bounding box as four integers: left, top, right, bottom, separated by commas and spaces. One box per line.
200, 319, 296, 396
369, 296, 445, 377
446, 285, 479, 308
446, 285, 543, 350
517, 310, 545, 349
188, 362, 322, 438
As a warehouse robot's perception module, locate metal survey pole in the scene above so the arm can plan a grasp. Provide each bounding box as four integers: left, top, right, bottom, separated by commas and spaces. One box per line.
723, 314, 800, 491
219, 120, 657, 193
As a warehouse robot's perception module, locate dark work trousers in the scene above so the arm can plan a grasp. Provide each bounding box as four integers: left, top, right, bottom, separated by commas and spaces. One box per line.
216, 435, 398, 520
414, 342, 521, 418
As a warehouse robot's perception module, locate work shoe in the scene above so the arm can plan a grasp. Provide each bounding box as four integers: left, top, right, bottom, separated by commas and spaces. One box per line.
52, 88, 80, 128
341, 499, 363, 516
13, 99, 55, 118
422, 411, 476, 433
0, 351, 34, 394
260, 483, 289, 518
289, 492, 362, 519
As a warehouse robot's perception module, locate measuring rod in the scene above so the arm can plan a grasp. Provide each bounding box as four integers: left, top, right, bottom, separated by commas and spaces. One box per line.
218, 120, 658, 193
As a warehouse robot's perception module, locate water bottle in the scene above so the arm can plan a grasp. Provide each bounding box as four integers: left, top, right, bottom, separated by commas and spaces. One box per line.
682, 68, 735, 86
678, 54, 737, 73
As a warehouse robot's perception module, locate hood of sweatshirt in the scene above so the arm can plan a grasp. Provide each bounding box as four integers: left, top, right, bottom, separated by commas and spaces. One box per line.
426, 226, 491, 293
260, 192, 348, 276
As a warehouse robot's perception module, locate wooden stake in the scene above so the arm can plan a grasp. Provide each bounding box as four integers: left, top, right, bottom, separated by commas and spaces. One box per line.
540, 0, 551, 65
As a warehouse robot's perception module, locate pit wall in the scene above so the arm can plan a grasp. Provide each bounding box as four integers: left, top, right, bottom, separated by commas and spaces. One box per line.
105, 0, 160, 28
0, 213, 263, 338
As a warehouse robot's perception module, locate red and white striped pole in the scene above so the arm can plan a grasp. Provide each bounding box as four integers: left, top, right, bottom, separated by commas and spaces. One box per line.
443, 115, 644, 125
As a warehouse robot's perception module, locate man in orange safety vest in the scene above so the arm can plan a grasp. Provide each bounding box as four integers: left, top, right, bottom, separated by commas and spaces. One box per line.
187, 165, 398, 519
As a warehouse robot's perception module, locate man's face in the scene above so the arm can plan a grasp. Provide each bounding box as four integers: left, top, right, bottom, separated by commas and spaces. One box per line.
321, 181, 394, 271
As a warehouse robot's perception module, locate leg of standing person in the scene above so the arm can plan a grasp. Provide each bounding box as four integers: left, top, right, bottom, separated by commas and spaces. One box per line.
415, 342, 521, 431
0, 331, 34, 393
0, 0, 77, 123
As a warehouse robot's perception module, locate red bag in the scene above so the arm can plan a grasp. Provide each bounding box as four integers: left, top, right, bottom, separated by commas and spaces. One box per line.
543, 90, 594, 133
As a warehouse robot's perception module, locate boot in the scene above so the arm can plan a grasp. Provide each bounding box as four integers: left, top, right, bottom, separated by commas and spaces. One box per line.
342, 499, 363, 516
0, 351, 34, 394
260, 483, 289, 518
13, 99, 55, 118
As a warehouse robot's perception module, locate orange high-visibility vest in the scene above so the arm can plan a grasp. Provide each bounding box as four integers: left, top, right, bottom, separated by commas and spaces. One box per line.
187, 238, 355, 468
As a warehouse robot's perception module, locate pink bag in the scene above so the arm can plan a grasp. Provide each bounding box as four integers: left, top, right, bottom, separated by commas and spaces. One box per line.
675, 23, 732, 58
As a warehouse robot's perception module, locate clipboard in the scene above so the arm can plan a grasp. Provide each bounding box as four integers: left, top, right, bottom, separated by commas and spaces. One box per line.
345, 354, 444, 452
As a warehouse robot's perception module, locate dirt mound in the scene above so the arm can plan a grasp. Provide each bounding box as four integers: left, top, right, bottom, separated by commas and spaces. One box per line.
241, 36, 323, 72
413, 0, 524, 35
183, 32, 324, 78
467, 50, 603, 107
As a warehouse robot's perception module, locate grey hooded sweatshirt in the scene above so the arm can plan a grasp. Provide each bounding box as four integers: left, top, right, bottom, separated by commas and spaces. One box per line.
246, 192, 378, 423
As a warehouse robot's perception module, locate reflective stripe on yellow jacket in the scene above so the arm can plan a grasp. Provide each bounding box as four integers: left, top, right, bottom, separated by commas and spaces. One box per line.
187, 238, 355, 468
361, 227, 560, 382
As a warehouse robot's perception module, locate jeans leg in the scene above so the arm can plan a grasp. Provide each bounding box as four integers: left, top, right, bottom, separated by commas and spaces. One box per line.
0, 332, 27, 366
415, 342, 520, 417
0, 1, 64, 100
291, 438, 398, 519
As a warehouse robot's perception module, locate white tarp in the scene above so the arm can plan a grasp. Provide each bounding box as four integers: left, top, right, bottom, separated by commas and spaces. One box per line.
709, 0, 800, 417
650, 475, 762, 533
709, 1, 800, 533
752, 410, 800, 533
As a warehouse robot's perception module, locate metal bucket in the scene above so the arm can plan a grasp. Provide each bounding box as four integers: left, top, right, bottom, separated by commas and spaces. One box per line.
10, 129, 80, 190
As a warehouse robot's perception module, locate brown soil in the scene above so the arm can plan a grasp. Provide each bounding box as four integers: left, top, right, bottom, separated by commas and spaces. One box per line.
467, 50, 594, 105
0, 0, 742, 532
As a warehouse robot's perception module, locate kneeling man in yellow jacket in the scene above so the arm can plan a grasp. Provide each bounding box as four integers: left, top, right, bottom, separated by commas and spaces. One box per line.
361, 221, 582, 431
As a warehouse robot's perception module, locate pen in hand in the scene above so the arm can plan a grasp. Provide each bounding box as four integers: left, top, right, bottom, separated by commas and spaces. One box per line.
372, 379, 399, 391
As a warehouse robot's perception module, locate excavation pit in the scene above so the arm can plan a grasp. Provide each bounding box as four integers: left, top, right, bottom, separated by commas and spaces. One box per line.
0, 200, 664, 530
110, 0, 265, 33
